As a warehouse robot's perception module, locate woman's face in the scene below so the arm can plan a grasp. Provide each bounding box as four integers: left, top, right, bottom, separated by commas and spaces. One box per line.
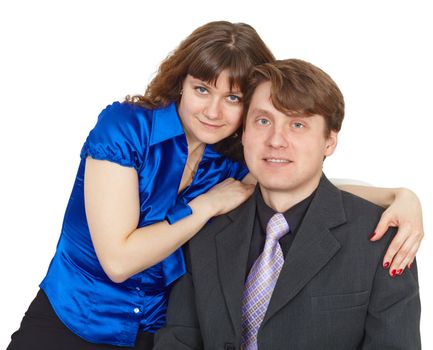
177, 70, 243, 148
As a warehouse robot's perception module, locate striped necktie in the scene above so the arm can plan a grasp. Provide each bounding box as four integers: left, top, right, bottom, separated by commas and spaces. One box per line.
240, 213, 289, 349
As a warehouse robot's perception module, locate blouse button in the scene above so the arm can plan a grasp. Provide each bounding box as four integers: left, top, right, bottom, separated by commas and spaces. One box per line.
133, 307, 140, 314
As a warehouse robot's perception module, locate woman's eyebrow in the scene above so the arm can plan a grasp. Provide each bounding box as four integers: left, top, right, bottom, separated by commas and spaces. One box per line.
190, 78, 243, 95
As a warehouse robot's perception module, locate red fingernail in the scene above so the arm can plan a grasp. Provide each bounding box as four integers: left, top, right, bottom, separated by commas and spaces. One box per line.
383, 262, 390, 269
408, 263, 412, 269
369, 232, 376, 240
391, 269, 397, 277
397, 269, 403, 275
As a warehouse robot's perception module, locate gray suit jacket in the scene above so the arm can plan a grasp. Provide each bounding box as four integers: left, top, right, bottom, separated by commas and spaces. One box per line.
154, 175, 421, 349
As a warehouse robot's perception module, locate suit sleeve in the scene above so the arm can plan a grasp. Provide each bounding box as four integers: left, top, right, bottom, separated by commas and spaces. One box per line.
154, 252, 204, 349
362, 238, 421, 349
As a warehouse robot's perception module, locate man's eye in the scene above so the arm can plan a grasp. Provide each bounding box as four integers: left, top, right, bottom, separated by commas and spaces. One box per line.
257, 118, 270, 126
195, 86, 208, 94
293, 122, 304, 129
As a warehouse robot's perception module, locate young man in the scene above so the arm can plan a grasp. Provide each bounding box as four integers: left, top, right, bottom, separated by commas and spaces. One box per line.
154, 59, 421, 349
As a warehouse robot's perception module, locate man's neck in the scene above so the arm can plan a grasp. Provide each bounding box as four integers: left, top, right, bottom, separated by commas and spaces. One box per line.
260, 175, 321, 213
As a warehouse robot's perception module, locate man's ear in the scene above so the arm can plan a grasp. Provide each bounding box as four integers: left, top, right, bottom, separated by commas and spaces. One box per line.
324, 131, 338, 157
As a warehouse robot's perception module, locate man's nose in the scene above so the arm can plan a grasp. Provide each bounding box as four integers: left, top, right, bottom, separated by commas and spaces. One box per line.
267, 127, 288, 149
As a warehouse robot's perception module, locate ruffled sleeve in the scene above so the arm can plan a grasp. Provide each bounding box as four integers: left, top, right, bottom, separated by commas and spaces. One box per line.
80, 102, 148, 170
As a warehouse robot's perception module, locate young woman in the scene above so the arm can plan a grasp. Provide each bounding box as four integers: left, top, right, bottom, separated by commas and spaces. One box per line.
7, 21, 424, 350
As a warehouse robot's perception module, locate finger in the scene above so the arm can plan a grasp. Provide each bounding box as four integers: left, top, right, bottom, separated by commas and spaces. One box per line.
392, 241, 420, 277
381, 227, 409, 270
388, 238, 420, 277
408, 258, 415, 270
239, 184, 255, 198
242, 173, 257, 185
242, 182, 256, 191
370, 213, 395, 241
216, 178, 236, 188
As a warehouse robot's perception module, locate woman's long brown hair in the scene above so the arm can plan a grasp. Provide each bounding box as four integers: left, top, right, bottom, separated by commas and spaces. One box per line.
126, 21, 275, 161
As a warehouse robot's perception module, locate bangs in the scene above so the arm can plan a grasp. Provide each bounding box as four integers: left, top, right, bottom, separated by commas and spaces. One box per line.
262, 65, 317, 116
187, 45, 251, 93
270, 84, 316, 117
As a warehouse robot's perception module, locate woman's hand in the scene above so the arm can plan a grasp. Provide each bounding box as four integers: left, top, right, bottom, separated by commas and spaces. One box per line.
242, 173, 258, 185
370, 188, 424, 277
190, 178, 255, 217
85, 159, 254, 283
334, 182, 424, 278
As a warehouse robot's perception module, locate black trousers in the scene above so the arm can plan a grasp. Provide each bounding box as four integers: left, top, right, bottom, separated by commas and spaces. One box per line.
7, 289, 154, 350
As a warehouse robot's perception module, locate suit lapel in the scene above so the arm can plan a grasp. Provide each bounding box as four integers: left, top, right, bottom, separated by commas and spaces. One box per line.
262, 175, 346, 326
215, 190, 258, 339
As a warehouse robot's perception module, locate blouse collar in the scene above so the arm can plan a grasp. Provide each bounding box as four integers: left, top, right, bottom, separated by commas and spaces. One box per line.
150, 102, 185, 146
150, 102, 221, 160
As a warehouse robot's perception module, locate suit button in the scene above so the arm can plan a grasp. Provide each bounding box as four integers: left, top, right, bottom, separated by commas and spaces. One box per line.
224, 344, 235, 350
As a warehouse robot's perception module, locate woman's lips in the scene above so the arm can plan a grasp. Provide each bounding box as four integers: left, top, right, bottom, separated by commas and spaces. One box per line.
199, 120, 224, 130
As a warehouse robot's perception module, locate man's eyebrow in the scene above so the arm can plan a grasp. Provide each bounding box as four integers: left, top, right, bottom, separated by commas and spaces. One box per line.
250, 107, 312, 119
249, 108, 273, 117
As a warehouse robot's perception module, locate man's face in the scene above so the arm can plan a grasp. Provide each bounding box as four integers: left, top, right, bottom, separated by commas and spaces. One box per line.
242, 81, 338, 198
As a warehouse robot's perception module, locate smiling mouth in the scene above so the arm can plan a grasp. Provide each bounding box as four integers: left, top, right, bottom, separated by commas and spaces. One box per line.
199, 120, 224, 129
264, 158, 292, 163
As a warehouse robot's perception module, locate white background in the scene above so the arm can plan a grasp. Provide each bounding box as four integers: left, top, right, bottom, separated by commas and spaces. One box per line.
1, 0, 432, 348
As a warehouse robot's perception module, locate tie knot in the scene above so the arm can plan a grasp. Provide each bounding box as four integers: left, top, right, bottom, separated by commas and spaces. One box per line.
266, 213, 289, 241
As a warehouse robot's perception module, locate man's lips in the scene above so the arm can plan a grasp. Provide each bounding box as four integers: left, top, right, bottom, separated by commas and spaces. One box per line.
263, 158, 292, 163
262, 158, 294, 168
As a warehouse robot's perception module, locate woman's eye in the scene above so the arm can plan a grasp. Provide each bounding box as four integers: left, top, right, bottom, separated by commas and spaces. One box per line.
227, 95, 241, 103
257, 118, 270, 126
195, 86, 208, 94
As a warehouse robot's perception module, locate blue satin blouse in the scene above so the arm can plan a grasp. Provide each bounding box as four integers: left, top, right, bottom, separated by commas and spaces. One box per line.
39, 102, 248, 346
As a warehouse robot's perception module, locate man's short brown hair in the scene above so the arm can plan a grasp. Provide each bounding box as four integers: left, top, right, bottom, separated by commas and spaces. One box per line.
243, 59, 345, 136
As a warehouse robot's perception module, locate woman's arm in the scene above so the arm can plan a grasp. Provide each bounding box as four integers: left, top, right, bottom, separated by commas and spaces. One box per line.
84, 157, 255, 283
336, 183, 396, 207
336, 183, 424, 277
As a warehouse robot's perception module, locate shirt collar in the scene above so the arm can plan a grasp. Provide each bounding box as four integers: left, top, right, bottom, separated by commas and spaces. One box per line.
256, 187, 316, 235
150, 102, 185, 146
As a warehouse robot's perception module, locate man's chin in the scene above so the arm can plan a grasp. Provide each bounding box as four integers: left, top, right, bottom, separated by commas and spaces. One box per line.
257, 181, 296, 193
